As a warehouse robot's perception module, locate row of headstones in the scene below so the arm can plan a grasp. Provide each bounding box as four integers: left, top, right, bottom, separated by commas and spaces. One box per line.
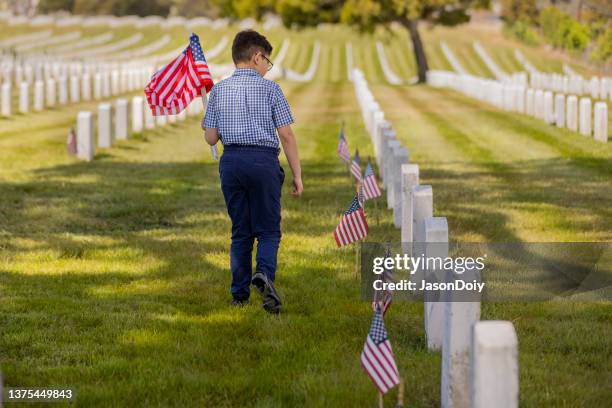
2, 14, 230, 30
74, 96, 205, 161
529, 72, 612, 101
1, 61, 152, 92
427, 71, 608, 143
0, 68, 151, 117
352, 68, 519, 408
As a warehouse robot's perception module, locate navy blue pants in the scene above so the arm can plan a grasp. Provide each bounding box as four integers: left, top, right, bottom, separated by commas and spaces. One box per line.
219, 145, 285, 301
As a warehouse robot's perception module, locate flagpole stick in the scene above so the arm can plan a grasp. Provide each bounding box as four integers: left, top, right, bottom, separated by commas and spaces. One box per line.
396, 378, 404, 408
201, 88, 218, 160
355, 238, 360, 279
378, 391, 384, 408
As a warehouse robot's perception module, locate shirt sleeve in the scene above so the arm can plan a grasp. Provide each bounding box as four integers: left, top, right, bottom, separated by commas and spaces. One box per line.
271, 83, 294, 129
203, 86, 218, 129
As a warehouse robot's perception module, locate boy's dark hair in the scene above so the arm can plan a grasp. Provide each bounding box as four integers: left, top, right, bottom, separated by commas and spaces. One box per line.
231, 30, 273, 64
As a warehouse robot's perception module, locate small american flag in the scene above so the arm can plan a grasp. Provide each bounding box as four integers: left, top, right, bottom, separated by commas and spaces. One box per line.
350, 149, 362, 182
358, 182, 366, 208
362, 162, 381, 200
337, 125, 350, 163
333, 196, 368, 247
145, 33, 213, 116
361, 306, 400, 394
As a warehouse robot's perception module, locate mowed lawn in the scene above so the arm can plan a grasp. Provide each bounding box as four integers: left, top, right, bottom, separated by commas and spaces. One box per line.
0, 23, 611, 407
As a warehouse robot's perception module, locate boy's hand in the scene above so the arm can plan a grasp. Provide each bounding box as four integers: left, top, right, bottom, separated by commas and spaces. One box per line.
292, 176, 303, 197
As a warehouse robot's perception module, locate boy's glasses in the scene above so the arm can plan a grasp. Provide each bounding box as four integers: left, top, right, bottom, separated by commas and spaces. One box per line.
260, 53, 273, 71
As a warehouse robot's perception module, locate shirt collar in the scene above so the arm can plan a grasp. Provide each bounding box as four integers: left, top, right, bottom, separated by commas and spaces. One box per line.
233, 67, 260, 77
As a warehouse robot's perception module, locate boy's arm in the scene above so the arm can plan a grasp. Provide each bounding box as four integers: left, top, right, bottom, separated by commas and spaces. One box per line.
277, 125, 303, 197
204, 128, 219, 146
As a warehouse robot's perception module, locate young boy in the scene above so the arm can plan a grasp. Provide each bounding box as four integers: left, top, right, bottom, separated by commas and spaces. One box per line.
203, 30, 303, 314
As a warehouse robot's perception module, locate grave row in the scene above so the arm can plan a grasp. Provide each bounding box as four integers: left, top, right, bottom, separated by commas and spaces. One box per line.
353, 67, 519, 408
0, 67, 152, 117
74, 96, 205, 161
428, 70, 608, 143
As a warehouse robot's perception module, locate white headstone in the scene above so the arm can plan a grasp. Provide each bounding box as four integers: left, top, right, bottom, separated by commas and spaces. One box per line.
412, 185, 433, 243
543, 91, 554, 124
385, 140, 401, 208
111, 70, 120, 95
131, 96, 144, 133
70, 75, 80, 103
534, 90, 544, 119
471, 321, 519, 408
1, 83, 11, 116
515, 87, 525, 114
441, 284, 481, 408
156, 115, 168, 126
93, 73, 102, 100
98, 103, 113, 148
392, 146, 409, 228
579, 97, 592, 137
102, 72, 111, 98
525, 89, 534, 116
554, 94, 565, 128
566, 95, 578, 132
45, 78, 56, 107
19, 81, 29, 113
115, 99, 129, 140
34, 80, 44, 111
400, 164, 419, 244
424, 217, 447, 351
590, 77, 600, 99
77, 111, 95, 161
58, 76, 68, 105
81, 74, 91, 101
145, 104, 156, 129
593, 102, 608, 143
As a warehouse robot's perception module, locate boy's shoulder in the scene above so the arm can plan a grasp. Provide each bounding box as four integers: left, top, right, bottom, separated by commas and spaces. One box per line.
214, 73, 280, 91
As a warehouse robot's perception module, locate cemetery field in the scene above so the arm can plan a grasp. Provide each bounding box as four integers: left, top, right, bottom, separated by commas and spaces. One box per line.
1, 21, 611, 407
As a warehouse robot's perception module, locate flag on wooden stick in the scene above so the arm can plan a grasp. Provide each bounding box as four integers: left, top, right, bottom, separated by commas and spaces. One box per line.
145, 33, 214, 116
337, 125, 350, 163
361, 306, 400, 394
333, 196, 368, 247
351, 149, 362, 182
362, 161, 382, 200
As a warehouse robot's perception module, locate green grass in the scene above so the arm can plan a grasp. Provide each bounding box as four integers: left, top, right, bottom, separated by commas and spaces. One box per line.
0, 20, 611, 408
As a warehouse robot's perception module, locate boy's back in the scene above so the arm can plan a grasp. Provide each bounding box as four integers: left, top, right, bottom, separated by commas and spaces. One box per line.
202, 30, 303, 314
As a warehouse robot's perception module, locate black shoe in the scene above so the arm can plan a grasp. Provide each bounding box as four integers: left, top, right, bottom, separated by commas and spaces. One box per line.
251, 272, 281, 314
231, 299, 249, 307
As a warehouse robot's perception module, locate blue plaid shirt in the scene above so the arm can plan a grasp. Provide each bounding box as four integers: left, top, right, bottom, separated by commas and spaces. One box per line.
203, 68, 294, 149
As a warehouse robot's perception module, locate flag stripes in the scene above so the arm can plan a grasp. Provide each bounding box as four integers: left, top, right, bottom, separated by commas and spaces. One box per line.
360, 308, 400, 394
333, 197, 368, 247
145, 33, 213, 116
362, 162, 381, 200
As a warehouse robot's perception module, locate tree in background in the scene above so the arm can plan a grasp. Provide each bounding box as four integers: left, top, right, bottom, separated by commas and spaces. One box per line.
339, 0, 478, 83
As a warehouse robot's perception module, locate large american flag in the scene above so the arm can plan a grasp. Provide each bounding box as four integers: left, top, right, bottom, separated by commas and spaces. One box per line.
362, 162, 382, 200
350, 149, 362, 182
361, 306, 400, 394
333, 196, 368, 247
144, 33, 214, 116
337, 126, 350, 163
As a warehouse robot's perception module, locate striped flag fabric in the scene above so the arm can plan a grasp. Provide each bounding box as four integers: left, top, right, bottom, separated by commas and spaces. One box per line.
145, 32, 214, 116
361, 306, 400, 394
333, 196, 368, 247
358, 182, 366, 208
350, 149, 362, 182
362, 162, 382, 200
337, 126, 350, 163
